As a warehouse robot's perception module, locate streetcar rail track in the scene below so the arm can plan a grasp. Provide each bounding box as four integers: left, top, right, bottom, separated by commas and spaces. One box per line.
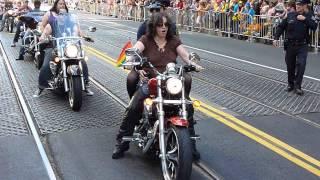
82, 19, 320, 95
0, 41, 57, 180
83, 31, 320, 129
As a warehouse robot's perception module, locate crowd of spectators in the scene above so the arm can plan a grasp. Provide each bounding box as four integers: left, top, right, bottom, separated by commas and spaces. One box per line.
74, 0, 319, 44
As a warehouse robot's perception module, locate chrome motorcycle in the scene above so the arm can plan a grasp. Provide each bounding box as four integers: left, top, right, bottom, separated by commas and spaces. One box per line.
19, 11, 45, 68
5, 8, 16, 33
122, 48, 201, 180
45, 13, 95, 111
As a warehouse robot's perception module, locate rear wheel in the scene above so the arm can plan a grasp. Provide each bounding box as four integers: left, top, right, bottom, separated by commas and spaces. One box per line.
68, 76, 82, 111
162, 125, 192, 180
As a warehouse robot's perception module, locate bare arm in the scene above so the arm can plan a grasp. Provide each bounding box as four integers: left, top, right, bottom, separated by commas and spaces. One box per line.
124, 41, 145, 64
40, 11, 50, 32
133, 40, 145, 53
176, 44, 190, 64
177, 44, 204, 70
39, 24, 52, 41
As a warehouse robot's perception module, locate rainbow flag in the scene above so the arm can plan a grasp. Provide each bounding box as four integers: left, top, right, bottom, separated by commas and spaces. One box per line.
116, 40, 133, 67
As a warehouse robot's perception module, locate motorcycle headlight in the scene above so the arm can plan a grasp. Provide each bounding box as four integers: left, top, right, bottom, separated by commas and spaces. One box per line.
8, 10, 13, 15
166, 77, 182, 95
65, 44, 78, 58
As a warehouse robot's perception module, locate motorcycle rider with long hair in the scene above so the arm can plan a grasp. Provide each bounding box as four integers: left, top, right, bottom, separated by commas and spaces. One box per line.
112, 12, 203, 160
34, 0, 94, 96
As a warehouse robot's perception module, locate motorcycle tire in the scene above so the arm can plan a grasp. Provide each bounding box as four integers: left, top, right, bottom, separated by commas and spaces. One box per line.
9, 20, 14, 33
68, 76, 82, 111
35, 54, 44, 70
163, 125, 192, 180
6, 20, 9, 32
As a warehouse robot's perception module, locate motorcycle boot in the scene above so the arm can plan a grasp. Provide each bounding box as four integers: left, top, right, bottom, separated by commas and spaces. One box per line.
187, 103, 201, 161
33, 88, 44, 98
16, 54, 24, 61
84, 80, 94, 96
112, 89, 145, 159
112, 129, 130, 159
189, 118, 201, 161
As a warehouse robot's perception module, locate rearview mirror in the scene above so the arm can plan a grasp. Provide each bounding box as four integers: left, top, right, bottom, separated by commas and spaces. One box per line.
189, 52, 200, 62
125, 47, 140, 56
88, 26, 97, 32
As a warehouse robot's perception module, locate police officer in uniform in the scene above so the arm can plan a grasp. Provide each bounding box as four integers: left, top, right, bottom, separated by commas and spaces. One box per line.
273, 0, 317, 95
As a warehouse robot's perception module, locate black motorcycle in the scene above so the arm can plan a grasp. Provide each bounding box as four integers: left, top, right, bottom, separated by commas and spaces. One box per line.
4, 8, 16, 33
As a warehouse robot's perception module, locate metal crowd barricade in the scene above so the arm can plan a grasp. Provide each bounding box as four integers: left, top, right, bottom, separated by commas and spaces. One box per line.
310, 22, 320, 50
75, 3, 319, 50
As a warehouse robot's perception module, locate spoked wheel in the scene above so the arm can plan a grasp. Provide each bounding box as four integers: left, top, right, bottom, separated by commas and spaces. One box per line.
68, 76, 82, 111
163, 125, 192, 180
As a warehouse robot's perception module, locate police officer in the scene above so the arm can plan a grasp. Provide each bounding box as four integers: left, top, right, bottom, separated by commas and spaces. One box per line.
273, 0, 317, 95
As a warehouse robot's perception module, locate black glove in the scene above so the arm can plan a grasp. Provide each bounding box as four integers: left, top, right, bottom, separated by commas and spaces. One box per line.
83, 36, 94, 42
189, 52, 200, 62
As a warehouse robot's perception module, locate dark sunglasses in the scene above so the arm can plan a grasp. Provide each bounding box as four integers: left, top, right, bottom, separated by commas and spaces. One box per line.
150, 8, 160, 12
157, 22, 169, 27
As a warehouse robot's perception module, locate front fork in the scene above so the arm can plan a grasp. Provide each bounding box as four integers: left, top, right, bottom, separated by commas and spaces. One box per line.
158, 75, 188, 180
157, 77, 170, 180
62, 60, 85, 92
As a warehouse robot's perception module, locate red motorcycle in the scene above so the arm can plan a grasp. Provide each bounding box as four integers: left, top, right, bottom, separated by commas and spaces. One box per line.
122, 48, 201, 180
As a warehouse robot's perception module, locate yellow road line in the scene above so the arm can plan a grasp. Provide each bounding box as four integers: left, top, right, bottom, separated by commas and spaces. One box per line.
84, 46, 116, 65
198, 101, 320, 169
85, 46, 320, 177
198, 106, 320, 176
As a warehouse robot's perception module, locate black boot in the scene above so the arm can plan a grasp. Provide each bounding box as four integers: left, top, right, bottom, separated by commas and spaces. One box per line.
112, 88, 145, 159
112, 140, 130, 159
186, 102, 201, 161
188, 114, 200, 161
16, 54, 23, 61
112, 128, 130, 159
189, 126, 201, 161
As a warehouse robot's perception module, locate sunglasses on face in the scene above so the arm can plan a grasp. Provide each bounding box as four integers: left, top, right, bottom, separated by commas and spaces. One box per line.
150, 8, 160, 12
157, 22, 169, 27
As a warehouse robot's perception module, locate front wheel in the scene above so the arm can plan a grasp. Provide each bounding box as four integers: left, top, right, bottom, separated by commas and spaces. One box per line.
35, 53, 44, 69
9, 20, 14, 33
68, 76, 82, 111
163, 125, 192, 180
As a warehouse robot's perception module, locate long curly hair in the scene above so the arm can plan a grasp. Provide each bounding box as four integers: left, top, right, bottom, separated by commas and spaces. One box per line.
50, 0, 69, 14
147, 12, 175, 40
